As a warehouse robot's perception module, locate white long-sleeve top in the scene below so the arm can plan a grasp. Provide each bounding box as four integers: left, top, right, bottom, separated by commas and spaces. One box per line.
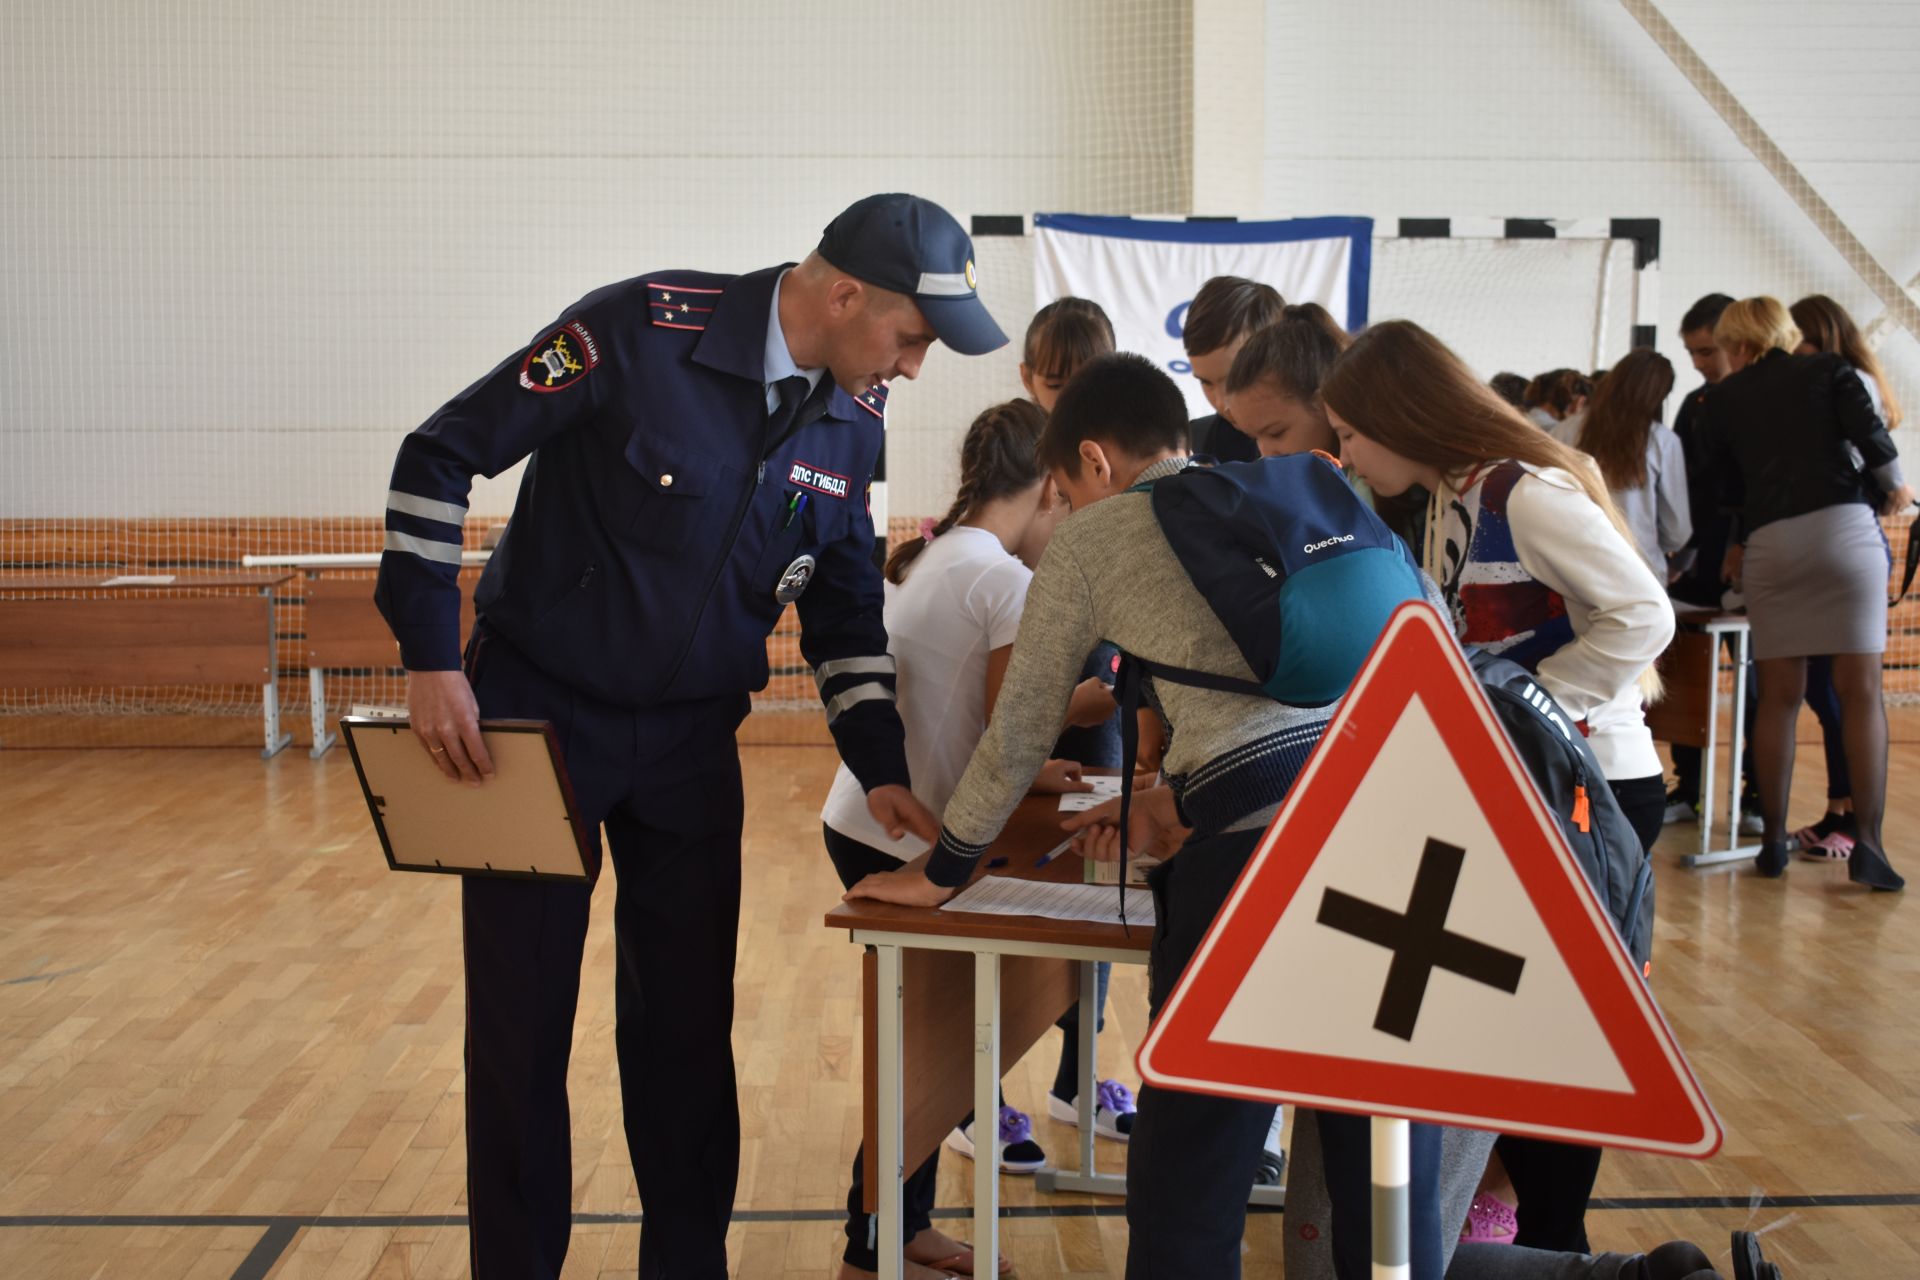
1427, 461, 1676, 781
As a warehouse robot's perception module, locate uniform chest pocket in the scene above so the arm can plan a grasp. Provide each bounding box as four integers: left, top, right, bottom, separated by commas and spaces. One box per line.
620, 431, 733, 552
755, 490, 857, 606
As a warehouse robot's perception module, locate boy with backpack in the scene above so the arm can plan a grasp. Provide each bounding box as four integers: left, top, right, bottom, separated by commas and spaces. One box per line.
844, 352, 1438, 1277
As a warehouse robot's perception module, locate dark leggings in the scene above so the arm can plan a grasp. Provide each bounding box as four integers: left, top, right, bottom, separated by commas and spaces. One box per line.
1803, 656, 1852, 802
1753, 654, 1889, 850
824, 825, 941, 1271
1493, 774, 1664, 1254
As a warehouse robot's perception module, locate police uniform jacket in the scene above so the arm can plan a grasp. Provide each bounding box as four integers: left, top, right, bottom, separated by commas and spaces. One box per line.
375, 265, 909, 790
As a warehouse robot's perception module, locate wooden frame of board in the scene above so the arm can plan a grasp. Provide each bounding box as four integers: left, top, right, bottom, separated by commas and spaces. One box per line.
340, 716, 596, 883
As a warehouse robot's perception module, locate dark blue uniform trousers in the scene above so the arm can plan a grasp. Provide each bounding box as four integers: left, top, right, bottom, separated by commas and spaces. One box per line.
462, 623, 749, 1279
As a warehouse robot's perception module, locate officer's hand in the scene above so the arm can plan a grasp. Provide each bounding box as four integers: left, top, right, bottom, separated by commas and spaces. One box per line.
843, 866, 955, 909
407, 669, 495, 786
1031, 758, 1094, 795
866, 784, 939, 846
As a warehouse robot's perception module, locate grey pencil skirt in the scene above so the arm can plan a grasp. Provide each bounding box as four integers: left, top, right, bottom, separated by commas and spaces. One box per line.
1743, 502, 1891, 660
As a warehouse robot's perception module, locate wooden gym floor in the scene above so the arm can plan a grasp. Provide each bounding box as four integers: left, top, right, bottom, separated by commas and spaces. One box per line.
1, 712, 1917, 1279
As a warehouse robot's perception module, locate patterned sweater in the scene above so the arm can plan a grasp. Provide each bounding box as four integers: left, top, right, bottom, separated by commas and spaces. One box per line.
1427, 460, 1673, 780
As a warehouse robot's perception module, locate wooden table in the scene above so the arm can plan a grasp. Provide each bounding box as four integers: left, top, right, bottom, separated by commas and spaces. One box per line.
0, 571, 297, 757
825, 784, 1283, 1279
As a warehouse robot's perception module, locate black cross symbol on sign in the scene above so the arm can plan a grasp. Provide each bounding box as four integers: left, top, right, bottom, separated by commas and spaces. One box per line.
1315, 837, 1526, 1041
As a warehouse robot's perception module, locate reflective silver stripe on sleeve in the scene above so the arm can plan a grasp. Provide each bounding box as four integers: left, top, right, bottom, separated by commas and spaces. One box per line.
824, 683, 896, 722
387, 490, 469, 526
914, 271, 973, 298
383, 530, 466, 565
813, 654, 896, 694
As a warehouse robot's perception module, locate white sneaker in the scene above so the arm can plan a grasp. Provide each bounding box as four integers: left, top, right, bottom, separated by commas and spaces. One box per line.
1047, 1080, 1137, 1142
944, 1107, 1047, 1174
1254, 1106, 1286, 1187
1662, 796, 1696, 826
1738, 811, 1765, 838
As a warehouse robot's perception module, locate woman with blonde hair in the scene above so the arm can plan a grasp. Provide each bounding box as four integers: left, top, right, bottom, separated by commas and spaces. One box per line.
1705, 296, 1912, 891
1320, 319, 1675, 1257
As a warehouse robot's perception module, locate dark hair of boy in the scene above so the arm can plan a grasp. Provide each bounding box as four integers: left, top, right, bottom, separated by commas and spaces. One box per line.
1024, 297, 1116, 381
1223, 303, 1350, 401
1038, 352, 1189, 475
1489, 372, 1530, 407
1680, 293, 1734, 335
1182, 276, 1286, 357
884, 398, 1048, 584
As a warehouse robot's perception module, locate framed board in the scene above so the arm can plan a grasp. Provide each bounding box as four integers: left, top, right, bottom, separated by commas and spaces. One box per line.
340, 717, 596, 882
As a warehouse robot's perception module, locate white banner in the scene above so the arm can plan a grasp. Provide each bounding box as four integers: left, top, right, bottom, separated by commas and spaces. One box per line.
1033, 215, 1373, 418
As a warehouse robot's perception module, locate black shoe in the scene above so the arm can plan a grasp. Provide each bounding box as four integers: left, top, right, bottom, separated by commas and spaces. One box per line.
1730, 1230, 1764, 1280
1755, 841, 1791, 878
1848, 843, 1906, 892
1638, 1240, 1714, 1280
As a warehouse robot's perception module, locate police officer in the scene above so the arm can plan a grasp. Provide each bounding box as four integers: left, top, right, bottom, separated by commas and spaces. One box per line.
374, 193, 1007, 1279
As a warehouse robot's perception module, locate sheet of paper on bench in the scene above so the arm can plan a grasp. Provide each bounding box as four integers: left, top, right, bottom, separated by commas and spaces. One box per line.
942, 875, 1154, 928
1058, 775, 1122, 810
100, 574, 177, 586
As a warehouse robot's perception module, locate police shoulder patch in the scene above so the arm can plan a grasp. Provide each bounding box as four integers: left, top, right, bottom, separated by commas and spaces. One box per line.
648, 281, 719, 331
855, 382, 888, 419
519, 321, 600, 393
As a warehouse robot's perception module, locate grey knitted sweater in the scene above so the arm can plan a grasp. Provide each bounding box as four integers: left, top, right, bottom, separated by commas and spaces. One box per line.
927, 457, 1340, 886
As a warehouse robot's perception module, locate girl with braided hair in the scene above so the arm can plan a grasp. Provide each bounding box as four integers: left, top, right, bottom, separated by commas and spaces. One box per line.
819, 398, 1114, 1280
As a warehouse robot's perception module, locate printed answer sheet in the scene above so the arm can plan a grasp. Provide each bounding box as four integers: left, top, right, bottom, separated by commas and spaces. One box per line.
942, 875, 1154, 927
1058, 775, 1123, 811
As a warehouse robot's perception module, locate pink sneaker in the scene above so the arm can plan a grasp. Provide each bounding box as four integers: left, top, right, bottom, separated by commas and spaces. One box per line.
1460, 1192, 1518, 1245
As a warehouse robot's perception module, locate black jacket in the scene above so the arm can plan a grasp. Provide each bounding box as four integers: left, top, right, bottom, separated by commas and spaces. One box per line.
1702, 350, 1900, 541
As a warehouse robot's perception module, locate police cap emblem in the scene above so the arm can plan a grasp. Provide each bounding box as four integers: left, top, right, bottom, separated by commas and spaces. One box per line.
775, 554, 816, 605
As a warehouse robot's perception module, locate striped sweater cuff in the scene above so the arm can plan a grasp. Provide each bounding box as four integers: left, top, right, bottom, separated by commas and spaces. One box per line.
926, 828, 991, 888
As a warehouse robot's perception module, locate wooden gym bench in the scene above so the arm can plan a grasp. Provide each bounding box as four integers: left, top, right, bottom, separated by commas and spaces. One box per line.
0, 572, 296, 757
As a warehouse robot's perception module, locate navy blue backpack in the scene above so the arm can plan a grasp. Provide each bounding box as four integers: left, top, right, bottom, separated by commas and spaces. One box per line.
1112, 454, 1427, 903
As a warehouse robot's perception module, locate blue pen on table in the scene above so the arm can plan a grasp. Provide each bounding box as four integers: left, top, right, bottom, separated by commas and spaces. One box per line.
1032, 837, 1074, 869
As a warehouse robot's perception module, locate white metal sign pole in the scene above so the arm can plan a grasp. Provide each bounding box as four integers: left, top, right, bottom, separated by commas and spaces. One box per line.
1371, 1116, 1410, 1280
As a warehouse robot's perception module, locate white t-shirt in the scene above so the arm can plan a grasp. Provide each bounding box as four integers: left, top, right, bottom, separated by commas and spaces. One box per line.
821, 526, 1031, 859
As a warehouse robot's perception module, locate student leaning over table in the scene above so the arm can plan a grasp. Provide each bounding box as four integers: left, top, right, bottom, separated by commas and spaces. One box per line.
841, 351, 1459, 1280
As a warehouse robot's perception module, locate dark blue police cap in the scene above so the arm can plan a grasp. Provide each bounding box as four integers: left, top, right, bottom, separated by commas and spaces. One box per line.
818, 194, 1008, 356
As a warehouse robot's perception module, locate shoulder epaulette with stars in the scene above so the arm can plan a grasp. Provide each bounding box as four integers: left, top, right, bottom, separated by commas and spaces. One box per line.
648, 281, 718, 331
855, 382, 888, 419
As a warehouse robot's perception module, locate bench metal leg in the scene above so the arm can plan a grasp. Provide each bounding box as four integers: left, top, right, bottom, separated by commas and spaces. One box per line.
307, 667, 336, 759
260, 586, 292, 759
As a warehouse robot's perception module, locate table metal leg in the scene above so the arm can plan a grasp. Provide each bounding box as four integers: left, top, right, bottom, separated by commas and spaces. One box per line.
1697, 634, 1717, 863
1683, 627, 1762, 868
1037, 958, 1130, 1199
973, 951, 1001, 1279
877, 944, 904, 1280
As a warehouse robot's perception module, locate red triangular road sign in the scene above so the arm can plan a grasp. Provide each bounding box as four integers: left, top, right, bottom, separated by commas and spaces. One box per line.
1136, 602, 1721, 1158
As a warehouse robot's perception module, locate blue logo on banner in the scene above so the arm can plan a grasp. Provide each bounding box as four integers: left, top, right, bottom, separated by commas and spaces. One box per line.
1166, 302, 1193, 375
